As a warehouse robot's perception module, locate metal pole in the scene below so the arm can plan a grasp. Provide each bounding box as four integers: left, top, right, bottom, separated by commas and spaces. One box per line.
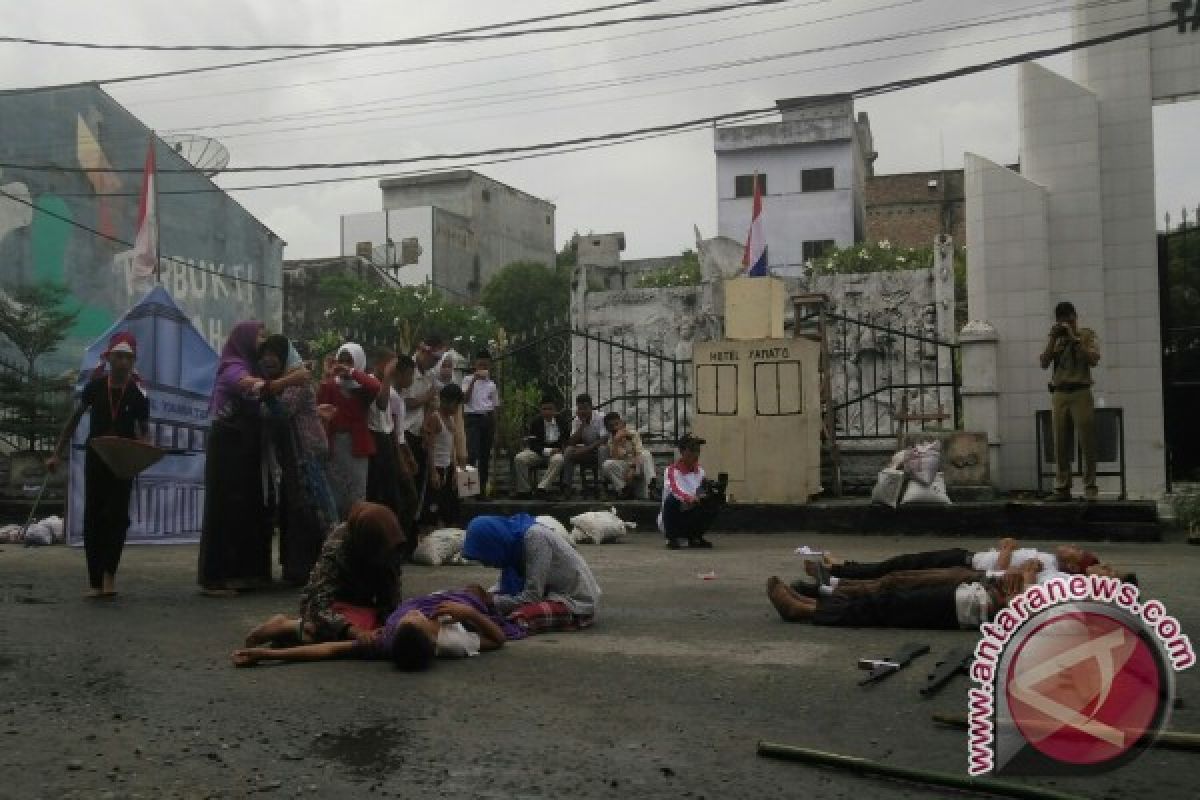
756, 741, 1086, 800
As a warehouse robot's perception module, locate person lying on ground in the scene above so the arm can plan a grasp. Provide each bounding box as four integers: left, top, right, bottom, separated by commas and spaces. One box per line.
243, 501, 404, 648
789, 560, 1135, 601
806, 539, 1099, 582
462, 514, 601, 634
766, 559, 1049, 630
232, 586, 520, 670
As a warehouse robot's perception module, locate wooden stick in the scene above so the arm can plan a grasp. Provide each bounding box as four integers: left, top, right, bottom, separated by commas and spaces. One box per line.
756, 740, 1086, 800
932, 712, 1200, 753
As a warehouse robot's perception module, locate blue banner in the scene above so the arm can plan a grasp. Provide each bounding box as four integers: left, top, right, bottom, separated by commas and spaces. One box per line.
67, 286, 218, 545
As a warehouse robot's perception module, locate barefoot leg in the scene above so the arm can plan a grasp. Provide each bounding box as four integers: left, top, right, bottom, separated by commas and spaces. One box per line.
244, 614, 300, 647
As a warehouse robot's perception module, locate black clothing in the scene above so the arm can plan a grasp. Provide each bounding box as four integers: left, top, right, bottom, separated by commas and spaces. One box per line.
79, 376, 148, 589
464, 412, 496, 493
661, 493, 719, 543
526, 414, 571, 453
812, 584, 961, 629
831, 548, 973, 580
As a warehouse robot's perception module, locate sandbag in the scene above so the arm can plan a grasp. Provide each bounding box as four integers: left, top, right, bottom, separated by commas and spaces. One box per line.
569, 508, 633, 544
902, 441, 941, 487
23, 522, 53, 547
900, 472, 952, 505
0, 524, 21, 544
411, 527, 466, 566
39, 515, 64, 544
870, 468, 906, 508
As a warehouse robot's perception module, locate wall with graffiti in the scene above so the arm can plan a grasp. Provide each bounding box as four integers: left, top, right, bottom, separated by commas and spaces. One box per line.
0, 85, 283, 374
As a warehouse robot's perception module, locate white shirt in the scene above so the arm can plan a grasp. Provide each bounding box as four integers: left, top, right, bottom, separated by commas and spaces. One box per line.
663, 462, 706, 504
462, 375, 500, 414
543, 419, 561, 446
571, 413, 607, 445
954, 582, 991, 628
403, 364, 440, 436
436, 621, 481, 659
388, 389, 406, 437
971, 548, 1057, 573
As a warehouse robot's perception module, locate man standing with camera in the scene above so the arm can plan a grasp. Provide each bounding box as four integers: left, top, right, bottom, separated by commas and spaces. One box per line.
1039, 301, 1101, 501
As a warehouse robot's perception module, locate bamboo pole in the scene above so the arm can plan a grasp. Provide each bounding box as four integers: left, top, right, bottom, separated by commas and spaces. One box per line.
756, 741, 1086, 800
932, 712, 1200, 753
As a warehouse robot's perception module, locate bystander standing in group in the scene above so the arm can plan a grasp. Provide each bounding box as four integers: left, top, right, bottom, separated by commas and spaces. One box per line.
462, 350, 500, 498
317, 343, 382, 518
402, 340, 444, 518
421, 383, 465, 531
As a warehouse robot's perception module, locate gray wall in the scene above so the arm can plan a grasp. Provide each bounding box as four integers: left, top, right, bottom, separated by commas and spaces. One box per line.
0, 85, 282, 371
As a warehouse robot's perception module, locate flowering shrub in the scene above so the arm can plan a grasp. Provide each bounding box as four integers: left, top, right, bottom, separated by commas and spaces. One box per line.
809, 241, 934, 275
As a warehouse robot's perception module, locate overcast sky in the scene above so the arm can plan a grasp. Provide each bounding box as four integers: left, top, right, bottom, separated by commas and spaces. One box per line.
3, 0, 1197, 259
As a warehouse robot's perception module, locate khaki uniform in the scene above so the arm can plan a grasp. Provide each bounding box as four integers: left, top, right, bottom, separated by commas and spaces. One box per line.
1040, 326, 1101, 495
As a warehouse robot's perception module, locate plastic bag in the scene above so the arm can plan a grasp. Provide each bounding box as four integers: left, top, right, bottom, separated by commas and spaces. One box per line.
569, 507, 633, 544
23, 522, 53, 547
38, 515, 64, 544
900, 472, 952, 505
411, 527, 466, 566
0, 524, 21, 544
870, 468, 906, 508
902, 441, 941, 487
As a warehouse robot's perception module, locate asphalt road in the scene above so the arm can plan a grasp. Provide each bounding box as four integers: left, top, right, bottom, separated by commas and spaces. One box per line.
1, 529, 1197, 799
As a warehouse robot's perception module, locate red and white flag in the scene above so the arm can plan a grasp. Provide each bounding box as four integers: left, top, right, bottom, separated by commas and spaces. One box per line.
740, 173, 768, 277
132, 137, 159, 279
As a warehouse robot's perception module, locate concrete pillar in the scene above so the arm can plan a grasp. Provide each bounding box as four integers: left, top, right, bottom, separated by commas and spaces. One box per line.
959, 321, 1002, 486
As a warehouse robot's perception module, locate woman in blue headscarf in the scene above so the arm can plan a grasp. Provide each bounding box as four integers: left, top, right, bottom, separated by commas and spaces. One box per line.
462, 514, 601, 634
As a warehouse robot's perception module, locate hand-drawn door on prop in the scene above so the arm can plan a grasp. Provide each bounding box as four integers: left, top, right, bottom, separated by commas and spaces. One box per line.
68, 286, 217, 544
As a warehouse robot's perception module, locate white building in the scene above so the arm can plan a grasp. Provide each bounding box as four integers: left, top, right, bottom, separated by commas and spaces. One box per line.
714, 95, 876, 277
340, 170, 555, 302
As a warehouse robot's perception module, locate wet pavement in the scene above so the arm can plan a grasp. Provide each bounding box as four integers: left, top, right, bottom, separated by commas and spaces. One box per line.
1, 529, 1197, 799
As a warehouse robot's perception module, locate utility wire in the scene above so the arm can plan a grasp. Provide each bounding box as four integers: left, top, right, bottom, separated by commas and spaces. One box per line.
0, 188, 283, 290
1, 14, 1175, 178
0, 0, 796, 93
0, 0, 675, 51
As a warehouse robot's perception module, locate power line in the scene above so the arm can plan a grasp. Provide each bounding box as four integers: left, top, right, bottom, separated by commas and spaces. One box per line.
0, 0, 797, 93
0, 0, 675, 51
0, 187, 283, 291
2, 9, 1165, 178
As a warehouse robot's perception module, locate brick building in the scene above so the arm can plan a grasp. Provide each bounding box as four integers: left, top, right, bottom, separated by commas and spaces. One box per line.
865, 169, 966, 248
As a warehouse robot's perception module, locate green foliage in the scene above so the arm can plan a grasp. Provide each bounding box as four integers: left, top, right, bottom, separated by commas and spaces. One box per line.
1170, 489, 1200, 533
556, 236, 579, 268
810, 241, 934, 275
309, 277, 498, 361
0, 283, 80, 450
494, 381, 543, 458
635, 250, 703, 288
480, 261, 569, 338
0, 283, 80, 373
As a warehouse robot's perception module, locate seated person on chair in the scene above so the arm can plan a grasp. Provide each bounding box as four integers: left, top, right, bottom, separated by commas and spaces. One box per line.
659, 434, 723, 550
600, 412, 657, 500
512, 397, 571, 499
559, 393, 609, 497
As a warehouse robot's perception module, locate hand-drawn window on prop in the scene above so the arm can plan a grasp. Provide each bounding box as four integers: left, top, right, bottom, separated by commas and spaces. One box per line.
696, 364, 738, 415
754, 361, 803, 416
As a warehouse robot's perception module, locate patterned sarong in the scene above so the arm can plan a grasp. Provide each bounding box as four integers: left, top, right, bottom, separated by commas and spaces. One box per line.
507, 600, 594, 635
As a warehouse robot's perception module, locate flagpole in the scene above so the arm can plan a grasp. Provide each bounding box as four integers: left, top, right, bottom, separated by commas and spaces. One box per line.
150, 131, 161, 284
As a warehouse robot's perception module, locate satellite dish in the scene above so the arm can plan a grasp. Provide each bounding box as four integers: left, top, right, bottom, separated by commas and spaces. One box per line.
160, 133, 230, 177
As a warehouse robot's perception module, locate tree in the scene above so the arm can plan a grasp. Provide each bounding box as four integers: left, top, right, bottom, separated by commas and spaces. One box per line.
310, 276, 498, 363
480, 261, 570, 338
0, 283, 80, 450
556, 235, 579, 268
635, 250, 702, 288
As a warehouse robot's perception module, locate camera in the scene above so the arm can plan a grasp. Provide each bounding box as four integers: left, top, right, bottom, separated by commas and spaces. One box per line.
696, 472, 729, 509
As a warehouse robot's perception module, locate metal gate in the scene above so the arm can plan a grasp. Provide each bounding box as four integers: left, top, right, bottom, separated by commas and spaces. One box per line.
491, 328, 692, 448
818, 311, 961, 441
1158, 226, 1200, 488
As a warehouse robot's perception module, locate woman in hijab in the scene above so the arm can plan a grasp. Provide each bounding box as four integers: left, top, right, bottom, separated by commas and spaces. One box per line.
317, 342, 382, 519
462, 514, 601, 634
242, 501, 405, 646
199, 322, 308, 595
258, 335, 338, 585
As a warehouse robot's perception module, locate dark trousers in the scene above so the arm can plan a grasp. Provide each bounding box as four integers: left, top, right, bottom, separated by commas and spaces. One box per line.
831, 548, 973, 580
464, 413, 495, 493
367, 431, 403, 522
83, 452, 133, 590
813, 584, 961, 629
661, 493, 718, 542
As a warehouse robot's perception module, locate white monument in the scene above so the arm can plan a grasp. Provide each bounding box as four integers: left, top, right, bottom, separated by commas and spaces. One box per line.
963, 1, 1200, 497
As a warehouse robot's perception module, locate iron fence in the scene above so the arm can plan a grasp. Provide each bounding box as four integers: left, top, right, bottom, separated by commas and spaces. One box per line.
814, 311, 961, 441
491, 328, 692, 449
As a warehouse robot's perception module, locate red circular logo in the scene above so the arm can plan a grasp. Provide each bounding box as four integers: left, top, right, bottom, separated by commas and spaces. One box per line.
1005, 610, 1163, 766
